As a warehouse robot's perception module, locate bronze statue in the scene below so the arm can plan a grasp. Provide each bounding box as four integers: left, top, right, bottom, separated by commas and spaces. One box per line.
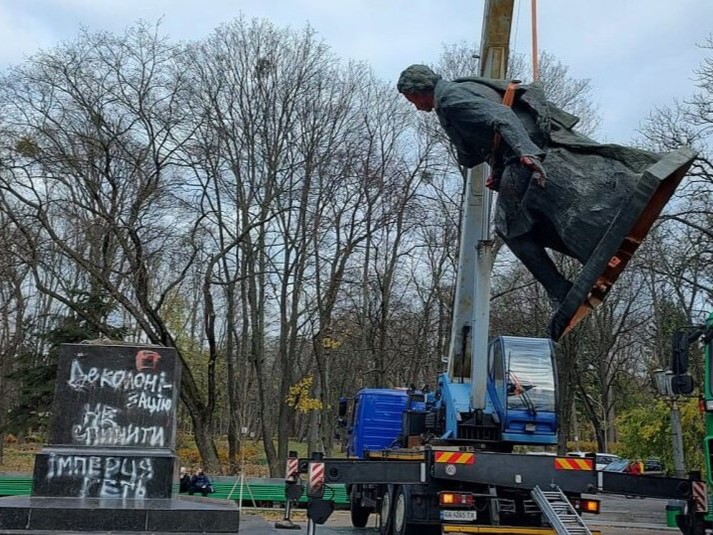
398, 64, 696, 338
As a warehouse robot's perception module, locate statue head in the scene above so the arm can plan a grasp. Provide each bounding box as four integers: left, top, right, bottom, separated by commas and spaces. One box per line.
397, 64, 441, 95
397, 64, 441, 112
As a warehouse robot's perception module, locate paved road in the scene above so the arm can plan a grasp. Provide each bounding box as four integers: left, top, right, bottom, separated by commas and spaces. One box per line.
239, 494, 683, 534
10, 496, 674, 534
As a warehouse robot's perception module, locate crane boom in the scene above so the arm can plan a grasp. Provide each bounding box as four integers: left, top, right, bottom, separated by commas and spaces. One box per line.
446, 0, 514, 411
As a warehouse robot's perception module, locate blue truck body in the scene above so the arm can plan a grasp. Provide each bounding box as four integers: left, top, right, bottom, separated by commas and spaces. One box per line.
347, 336, 558, 451
346, 389, 428, 458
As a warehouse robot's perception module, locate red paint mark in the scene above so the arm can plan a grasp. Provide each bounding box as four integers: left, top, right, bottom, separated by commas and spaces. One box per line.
135, 350, 161, 371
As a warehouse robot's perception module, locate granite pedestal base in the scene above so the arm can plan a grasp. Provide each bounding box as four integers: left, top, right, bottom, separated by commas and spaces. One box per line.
0, 496, 239, 533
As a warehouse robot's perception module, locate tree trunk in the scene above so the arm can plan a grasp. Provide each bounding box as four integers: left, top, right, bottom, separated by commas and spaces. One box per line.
186, 405, 220, 472
173, 321, 220, 472
306, 409, 320, 457
557, 335, 580, 454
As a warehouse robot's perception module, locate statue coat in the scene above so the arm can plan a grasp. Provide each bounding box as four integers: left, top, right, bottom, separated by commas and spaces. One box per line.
433, 77, 660, 264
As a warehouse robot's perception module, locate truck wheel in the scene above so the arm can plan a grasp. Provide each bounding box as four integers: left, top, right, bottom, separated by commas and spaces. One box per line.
380, 485, 394, 535
350, 488, 371, 528
393, 485, 417, 535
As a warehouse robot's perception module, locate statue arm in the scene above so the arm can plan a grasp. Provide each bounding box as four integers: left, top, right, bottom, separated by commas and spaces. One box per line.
443, 99, 545, 161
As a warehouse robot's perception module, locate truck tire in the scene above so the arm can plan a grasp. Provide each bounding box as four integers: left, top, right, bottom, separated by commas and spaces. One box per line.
350, 488, 371, 528
380, 485, 394, 535
393, 485, 418, 535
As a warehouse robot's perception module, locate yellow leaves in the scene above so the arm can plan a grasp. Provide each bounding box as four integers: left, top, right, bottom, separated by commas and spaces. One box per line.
285, 375, 323, 413
637, 420, 663, 441
321, 336, 341, 350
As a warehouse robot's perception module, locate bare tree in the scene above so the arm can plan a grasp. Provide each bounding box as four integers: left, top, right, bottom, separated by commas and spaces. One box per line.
0, 22, 224, 470
0, 212, 31, 461
183, 17, 400, 473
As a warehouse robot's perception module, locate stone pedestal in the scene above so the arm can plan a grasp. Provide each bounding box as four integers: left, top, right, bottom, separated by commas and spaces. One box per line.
0, 343, 239, 533
0, 496, 241, 532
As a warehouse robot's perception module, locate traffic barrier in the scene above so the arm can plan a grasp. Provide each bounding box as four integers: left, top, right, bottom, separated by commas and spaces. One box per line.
693, 481, 708, 512
304, 452, 337, 535
308, 461, 326, 499
275, 451, 302, 530
285, 456, 299, 483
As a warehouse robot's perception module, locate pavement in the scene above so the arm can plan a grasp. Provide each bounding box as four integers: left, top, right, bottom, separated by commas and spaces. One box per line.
239, 494, 683, 534
0, 495, 683, 534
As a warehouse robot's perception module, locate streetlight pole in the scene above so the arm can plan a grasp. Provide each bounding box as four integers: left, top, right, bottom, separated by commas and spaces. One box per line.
654, 369, 686, 477
669, 399, 686, 478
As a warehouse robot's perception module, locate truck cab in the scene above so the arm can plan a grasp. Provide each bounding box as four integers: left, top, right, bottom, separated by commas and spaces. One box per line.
489, 336, 558, 444
342, 388, 427, 458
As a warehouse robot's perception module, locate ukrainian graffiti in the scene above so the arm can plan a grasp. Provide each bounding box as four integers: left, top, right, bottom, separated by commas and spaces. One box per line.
67, 356, 173, 398
45, 453, 154, 499
66, 359, 174, 414
48, 347, 179, 449
71, 403, 166, 447
31, 344, 180, 500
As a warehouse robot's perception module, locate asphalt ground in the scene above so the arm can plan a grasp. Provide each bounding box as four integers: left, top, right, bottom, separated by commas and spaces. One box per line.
0, 495, 681, 534
237, 494, 682, 534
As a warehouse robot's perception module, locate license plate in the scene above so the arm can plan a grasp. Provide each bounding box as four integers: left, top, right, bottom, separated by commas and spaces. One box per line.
440, 509, 477, 522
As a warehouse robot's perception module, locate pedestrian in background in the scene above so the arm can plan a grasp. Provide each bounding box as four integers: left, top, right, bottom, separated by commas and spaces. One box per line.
189, 467, 215, 497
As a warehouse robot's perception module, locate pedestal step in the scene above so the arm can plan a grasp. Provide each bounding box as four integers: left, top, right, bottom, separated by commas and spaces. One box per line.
0, 496, 239, 533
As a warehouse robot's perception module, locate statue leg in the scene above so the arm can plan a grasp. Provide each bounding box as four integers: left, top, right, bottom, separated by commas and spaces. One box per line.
504, 234, 572, 308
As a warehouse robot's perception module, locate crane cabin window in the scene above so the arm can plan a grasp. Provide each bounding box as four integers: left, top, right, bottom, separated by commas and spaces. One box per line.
504, 338, 556, 413
490, 339, 505, 392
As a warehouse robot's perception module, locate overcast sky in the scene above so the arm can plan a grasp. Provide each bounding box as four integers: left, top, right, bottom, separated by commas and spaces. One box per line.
1, 0, 711, 143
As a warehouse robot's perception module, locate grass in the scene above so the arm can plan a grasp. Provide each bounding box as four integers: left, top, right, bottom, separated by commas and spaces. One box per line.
0, 442, 41, 472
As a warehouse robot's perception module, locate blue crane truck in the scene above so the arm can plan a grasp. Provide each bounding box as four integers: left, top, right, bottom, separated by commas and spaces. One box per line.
345, 337, 557, 456
286, 328, 708, 535
332, 338, 599, 534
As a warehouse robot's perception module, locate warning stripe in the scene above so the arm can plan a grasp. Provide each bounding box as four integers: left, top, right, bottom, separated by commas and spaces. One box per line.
693, 481, 708, 512
308, 462, 325, 496
435, 451, 475, 465
285, 458, 299, 481
554, 457, 593, 471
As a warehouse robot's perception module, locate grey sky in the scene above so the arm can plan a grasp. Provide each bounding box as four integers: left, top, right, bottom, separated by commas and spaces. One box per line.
1, 0, 711, 143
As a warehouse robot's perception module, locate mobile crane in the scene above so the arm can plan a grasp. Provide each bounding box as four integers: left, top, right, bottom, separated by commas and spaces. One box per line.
278, 2, 702, 534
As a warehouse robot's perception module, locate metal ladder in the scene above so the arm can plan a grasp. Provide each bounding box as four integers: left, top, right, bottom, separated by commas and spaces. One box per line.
531, 485, 592, 535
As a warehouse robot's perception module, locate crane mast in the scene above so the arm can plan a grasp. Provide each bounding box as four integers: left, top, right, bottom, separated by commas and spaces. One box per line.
446, 0, 515, 411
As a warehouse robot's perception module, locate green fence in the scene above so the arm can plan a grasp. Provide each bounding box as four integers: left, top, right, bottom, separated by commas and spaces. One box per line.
0, 474, 31, 498
0, 474, 348, 506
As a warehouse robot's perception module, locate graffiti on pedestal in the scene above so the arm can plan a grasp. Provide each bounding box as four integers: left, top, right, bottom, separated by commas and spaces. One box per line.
46, 453, 154, 499
49, 346, 180, 448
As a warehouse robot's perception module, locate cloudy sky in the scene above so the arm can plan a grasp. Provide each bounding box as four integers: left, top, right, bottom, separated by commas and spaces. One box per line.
1, 0, 711, 142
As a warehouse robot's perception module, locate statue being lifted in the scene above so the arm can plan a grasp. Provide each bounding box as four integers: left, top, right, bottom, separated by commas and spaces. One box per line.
397, 64, 696, 339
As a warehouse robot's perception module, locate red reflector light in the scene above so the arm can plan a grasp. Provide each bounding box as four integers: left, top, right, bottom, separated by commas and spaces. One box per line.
580, 499, 600, 514
438, 492, 475, 507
